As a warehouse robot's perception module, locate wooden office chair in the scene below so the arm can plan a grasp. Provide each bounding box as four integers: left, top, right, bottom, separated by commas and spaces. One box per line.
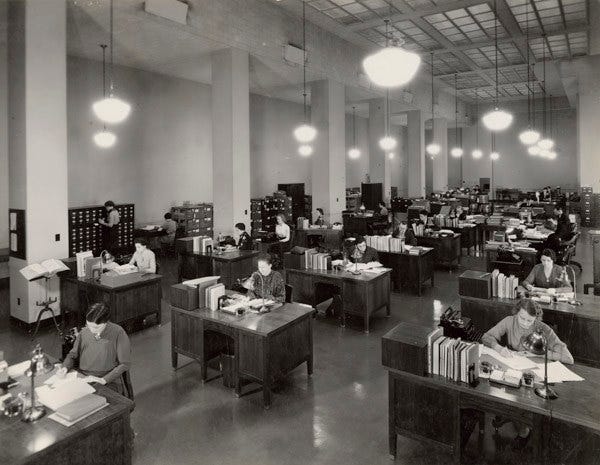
562, 232, 582, 272
285, 284, 293, 303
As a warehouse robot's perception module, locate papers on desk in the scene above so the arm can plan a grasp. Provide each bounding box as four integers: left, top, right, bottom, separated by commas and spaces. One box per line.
344, 261, 383, 272
7, 360, 31, 378
182, 276, 221, 288
362, 267, 392, 275
533, 362, 584, 383
142, 225, 160, 230
480, 346, 538, 371
44, 371, 78, 387
35, 379, 95, 411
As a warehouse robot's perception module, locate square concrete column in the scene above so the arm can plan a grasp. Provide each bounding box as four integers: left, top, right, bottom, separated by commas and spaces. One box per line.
407, 110, 426, 198
576, 57, 600, 192
368, 99, 385, 184
432, 117, 448, 192
311, 79, 346, 223
211, 48, 251, 236
8, 0, 68, 323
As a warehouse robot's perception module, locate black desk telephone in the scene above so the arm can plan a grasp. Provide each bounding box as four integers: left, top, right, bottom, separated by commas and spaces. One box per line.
439, 307, 483, 342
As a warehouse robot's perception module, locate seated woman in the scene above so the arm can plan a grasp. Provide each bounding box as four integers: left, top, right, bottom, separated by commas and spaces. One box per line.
349, 236, 379, 264
129, 238, 157, 273
392, 221, 417, 246
60, 302, 131, 395
482, 298, 573, 447
245, 253, 285, 303
519, 248, 571, 295
313, 208, 325, 226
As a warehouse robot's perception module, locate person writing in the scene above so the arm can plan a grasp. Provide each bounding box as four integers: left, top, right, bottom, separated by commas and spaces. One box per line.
235, 222, 253, 251
60, 302, 131, 395
392, 221, 417, 246
481, 298, 573, 448
349, 236, 379, 264
313, 208, 325, 226
244, 254, 285, 303
98, 201, 120, 253
160, 212, 177, 245
519, 248, 571, 295
129, 238, 157, 273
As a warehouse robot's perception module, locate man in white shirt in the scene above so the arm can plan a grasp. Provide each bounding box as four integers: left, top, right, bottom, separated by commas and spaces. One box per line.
129, 239, 156, 273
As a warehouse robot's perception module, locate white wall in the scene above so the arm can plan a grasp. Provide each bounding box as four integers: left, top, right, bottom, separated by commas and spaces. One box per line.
462, 105, 578, 191
0, 1, 7, 249
67, 56, 213, 224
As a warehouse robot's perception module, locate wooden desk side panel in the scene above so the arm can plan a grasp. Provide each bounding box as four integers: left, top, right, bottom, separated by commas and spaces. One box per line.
238, 331, 265, 380
112, 281, 161, 323
266, 316, 312, 383
286, 271, 315, 307
171, 308, 205, 362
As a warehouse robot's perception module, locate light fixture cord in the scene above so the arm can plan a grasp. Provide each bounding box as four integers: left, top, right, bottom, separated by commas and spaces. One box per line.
352, 106, 357, 146
526, 0, 531, 126
475, 87, 479, 147
542, 35, 546, 136
302, 0, 307, 122
431, 52, 435, 135
100, 44, 107, 98
385, 90, 390, 137
494, 0, 498, 106
455, 73, 458, 145
110, 0, 114, 95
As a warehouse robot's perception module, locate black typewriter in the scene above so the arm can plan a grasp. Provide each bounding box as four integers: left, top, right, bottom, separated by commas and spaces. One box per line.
439, 307, 483, 342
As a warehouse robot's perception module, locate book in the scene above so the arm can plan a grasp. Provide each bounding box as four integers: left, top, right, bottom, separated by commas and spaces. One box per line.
54, 393, 107, 422
427, 328, 444, 374
20, 259, 70, 281
205, 283, 225, 310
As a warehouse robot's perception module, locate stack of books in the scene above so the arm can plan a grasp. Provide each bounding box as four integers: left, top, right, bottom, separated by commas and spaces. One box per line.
412, 223, 425, 237
491, 269, 519, 298
304, 250, 331, 270
365, 235, 404, 253
487, 215, 503, 226
428, 328, 479, 383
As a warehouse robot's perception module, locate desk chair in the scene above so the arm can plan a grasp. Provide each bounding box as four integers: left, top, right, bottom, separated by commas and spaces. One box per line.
285, 284, 293, 304
562, 232, 582, 273
122, 371, 135, 403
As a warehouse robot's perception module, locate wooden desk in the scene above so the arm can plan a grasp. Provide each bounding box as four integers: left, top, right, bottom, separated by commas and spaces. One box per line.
178, 250, 259, 287
460, 294, 600, 367
294, 228, 344, 250
416, 234, 461, 268
482, 223, 507, 243
343, 215, 380, 236
170, 303, 313, 408
60, 274, 162, 330
0, 376, 133, 465
377, 249, 434, 295
383, 335, 600, 464
285, 268, 391, 333
447, 225, 479, 256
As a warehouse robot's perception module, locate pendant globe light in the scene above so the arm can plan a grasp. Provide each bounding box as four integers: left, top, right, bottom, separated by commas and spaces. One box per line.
363, 19, 421, 88
519, 1, 540, 146
426, 52, 441, 157
472, 88, 483, 158
450, 73, 463, 158
482, 0, 513, 131
92, 0, 131, 124
348, 106, 361, 159
294, 1, 317, 144
537, 36, 554, 151
298, 145, 313, 156
93, 45, 116, 149
528, 144, 541, 155
379, 90, 397, 151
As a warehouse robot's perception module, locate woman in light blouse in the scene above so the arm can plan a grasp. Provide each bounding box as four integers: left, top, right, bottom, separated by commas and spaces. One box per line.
520, 248, 571, 294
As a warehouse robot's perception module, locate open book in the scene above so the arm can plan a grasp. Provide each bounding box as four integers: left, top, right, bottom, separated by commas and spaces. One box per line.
20, 259, 70, 281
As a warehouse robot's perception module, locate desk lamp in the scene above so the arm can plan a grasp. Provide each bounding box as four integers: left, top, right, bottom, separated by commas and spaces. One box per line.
22, 344, 54, 422
564, 265, 581, 306
521, 331, 558, 400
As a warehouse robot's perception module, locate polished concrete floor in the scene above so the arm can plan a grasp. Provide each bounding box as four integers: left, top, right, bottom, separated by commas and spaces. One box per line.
0, 230, 598, 465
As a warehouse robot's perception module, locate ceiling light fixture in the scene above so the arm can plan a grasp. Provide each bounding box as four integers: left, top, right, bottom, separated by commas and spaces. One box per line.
293, 1, 317, 144
426, 52, 440, 157
298, 145, 313, 156
472, 87, 483, 159
92, 0, 131, 124
528, 145, 541, 155
93, 45, 116, 148
482, 0, 512, 131
363, 19, 421, 88
490, 151, 500, 161
348, 106, 361, 159
519, 0, 540, 146
450, 73, 463, 158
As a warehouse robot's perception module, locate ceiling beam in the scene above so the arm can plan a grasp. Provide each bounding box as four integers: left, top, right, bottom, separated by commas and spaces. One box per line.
434, 62, 533, 79
494, 0, 535, 64
347, 0, 487, 32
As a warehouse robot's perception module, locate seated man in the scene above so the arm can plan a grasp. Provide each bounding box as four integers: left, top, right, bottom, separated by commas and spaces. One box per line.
129, 238, 156, 273
160, 212, 177, 245
60, 302, 131, 395
392, 221, 417, 246
349, 236, 379, 264
235, 222, 253, 250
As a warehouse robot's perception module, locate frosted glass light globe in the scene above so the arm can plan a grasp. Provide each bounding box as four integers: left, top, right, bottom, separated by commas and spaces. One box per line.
363, 46, 421, 87
472, 149, 483, 159
538, 138, 554, 150
547, 151, 557, 160
482, 108, 513, 131
93, 130, 116, 148
92, 96, 131, 124
379, 136, 397, 151
388, 152, 395, 160
348, 147, 361, 159
490, 151, 500, 161
426, 143, 441, 156
450, 147, 463, 158
519, 129, 541, 145
528, 145, 541, 155
298, 145, 313, 157
293, 124, 317, 143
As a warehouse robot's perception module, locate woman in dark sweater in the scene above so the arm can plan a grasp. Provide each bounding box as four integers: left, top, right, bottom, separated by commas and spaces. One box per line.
61, 302, 131, 395
245, 253, 285, 303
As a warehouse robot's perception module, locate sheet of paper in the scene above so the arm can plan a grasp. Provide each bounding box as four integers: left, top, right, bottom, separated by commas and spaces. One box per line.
10, 233, 17, 252
7, 360, 31, 378
533, 361, 584, 383
35, 379, 95, 411
9, 212, 17, 230
480, 346, 538, 371
44, 371, 78, 387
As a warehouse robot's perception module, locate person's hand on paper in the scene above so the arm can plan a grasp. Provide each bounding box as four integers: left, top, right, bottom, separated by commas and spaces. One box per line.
517, 350, 536, 358
547, 288, 556, 296
55, 365, 68, 379
83, 376, 106, 385
499, 346, 514, 358
525, 283, 534, 292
